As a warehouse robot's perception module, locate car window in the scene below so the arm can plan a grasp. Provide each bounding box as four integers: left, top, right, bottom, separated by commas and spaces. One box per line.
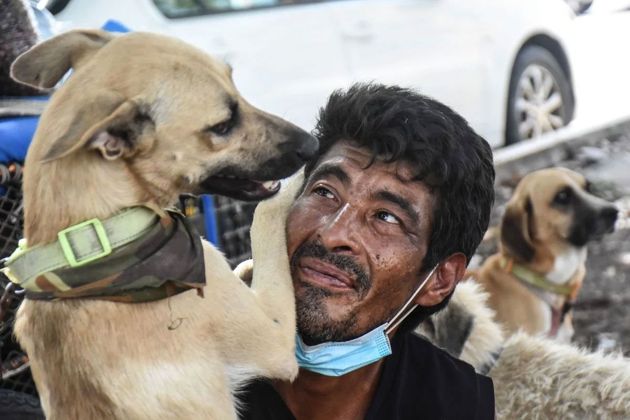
153, 0, 330, 18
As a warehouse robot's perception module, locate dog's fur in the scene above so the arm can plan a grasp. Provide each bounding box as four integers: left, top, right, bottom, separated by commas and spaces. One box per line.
468, 168, 617, 341
418, 281, 630, 419
10, 30, 317, 419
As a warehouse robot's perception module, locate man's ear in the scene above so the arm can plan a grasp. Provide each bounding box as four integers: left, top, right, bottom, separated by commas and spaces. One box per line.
41, 94, 153, 162
11, 29, 115, 90
415, 253, 467, 307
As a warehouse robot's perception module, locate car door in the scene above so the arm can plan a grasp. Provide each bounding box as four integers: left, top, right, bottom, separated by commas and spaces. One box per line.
568, 7, 630, 125
329, 0, 492, 140
57, 0, 352, 131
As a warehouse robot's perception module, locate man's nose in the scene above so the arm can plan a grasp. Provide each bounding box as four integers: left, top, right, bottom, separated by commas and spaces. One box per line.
318, 204, 360, 255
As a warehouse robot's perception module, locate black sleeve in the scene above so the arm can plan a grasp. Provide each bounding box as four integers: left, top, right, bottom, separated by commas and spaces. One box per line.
475, 374, 495, 420
366, 333, 496, 420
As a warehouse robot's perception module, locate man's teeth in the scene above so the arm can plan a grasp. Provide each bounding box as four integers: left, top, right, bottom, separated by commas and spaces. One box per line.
262, 180, 280, 190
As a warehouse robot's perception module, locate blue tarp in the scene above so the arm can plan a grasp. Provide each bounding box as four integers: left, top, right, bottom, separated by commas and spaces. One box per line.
0, 116, 39, 163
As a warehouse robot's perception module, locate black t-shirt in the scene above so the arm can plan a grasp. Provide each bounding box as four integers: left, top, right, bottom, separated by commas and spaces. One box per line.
238, 332, 495, 420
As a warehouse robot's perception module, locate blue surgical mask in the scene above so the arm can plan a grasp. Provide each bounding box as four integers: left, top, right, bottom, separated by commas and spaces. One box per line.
295, 323, 391, 377
295, 265, 439, 377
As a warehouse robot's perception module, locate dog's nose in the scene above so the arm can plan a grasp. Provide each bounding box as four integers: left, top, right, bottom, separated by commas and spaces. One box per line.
296, 132, 319, 162
600, 206, 619, 227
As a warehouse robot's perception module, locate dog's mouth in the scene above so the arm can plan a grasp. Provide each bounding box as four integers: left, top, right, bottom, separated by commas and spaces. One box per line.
199, 172, 281, 201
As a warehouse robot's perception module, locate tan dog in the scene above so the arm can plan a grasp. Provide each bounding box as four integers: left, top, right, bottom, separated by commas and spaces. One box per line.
469, 168, 617, 342
7, 30, 317, 419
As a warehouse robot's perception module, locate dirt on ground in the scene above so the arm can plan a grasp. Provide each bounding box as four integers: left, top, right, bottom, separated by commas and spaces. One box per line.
473, 124, 630, 355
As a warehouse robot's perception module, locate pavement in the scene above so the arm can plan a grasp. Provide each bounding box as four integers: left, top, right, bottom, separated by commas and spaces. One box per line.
473, 119, 630, 354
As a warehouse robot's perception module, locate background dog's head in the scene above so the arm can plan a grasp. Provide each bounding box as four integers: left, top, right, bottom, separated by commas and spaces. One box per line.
11, 30, 318, 203
500, 167, 618, 263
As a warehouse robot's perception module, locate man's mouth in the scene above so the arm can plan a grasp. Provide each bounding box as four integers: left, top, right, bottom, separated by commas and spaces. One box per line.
298, 257, 356, 291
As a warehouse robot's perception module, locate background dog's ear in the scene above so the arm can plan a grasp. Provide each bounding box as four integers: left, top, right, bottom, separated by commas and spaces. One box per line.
41, 93, 152, 162
500, 197, 535, 262
10, 29, 115, 89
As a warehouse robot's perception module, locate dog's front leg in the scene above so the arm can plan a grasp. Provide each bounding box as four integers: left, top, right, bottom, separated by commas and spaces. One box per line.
210, 173, 303, 382
246, 173, 303, 370
249, 173, 302, 327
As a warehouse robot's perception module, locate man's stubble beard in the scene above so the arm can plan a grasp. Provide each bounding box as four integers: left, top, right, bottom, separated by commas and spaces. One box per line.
295, 281, 360, 345
291, 240, 399, 345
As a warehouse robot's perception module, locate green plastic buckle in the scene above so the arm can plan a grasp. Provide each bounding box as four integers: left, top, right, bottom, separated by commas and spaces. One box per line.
58, 218, 112, 267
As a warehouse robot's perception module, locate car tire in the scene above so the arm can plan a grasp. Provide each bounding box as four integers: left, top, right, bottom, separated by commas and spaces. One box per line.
505, 45, 574, 145
0, 389, 45, 420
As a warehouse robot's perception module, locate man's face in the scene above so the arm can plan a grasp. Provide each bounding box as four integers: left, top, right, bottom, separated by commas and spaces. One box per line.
286, 140, 435, 344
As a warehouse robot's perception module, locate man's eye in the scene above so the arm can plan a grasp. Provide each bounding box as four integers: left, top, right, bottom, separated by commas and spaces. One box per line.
313, 186, 335, 199
376, 211, 400, 225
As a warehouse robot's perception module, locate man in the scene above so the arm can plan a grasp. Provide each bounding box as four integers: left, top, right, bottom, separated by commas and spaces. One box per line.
240, 84, 496, 419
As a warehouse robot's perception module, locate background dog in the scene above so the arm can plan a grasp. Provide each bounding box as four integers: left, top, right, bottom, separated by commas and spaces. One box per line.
469, 167, 618, 341
9, 29, 316, 419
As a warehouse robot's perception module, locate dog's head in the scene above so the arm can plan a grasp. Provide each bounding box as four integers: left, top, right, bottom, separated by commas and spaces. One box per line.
11, 30, 318, 202
500, 167, 618, 263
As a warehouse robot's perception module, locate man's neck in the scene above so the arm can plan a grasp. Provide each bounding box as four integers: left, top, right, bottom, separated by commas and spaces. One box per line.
274, 361, 384, 420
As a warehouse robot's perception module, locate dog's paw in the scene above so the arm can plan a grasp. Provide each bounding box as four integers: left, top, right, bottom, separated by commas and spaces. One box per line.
275, 357, 299, 382
251, 170, 304, 239
234, 259, 253, 285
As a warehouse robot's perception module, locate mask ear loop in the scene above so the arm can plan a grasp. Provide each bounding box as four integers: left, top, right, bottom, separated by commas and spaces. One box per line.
384, 264, 439, 336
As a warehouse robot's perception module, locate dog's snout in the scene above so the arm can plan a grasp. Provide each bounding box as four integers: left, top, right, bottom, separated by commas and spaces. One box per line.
600, 206, 619, 227
295, 132, 319, 162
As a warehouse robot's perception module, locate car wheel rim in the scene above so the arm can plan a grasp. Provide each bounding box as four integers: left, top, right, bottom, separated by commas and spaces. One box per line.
514, 64, 565, 141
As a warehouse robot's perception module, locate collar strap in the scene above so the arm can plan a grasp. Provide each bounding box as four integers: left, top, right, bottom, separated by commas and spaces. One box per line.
499, 257, 574, 296
385, 264, 439, 335
2, 207, 158, 291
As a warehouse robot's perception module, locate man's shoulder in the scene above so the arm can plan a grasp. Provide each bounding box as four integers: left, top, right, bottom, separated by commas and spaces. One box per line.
403, 332, 479, 376
374, 332, 494, 419
399, 332, 493, 391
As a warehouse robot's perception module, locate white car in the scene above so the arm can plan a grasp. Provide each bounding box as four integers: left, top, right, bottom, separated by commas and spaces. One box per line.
46, 0, 630, 147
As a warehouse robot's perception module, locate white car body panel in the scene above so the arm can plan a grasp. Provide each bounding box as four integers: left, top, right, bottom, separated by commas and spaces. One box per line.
55, 0, 630, 147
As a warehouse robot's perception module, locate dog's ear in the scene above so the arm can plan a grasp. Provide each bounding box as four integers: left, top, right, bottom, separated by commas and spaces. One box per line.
500, 196, 535, 262
10, 29, 115, 89
42, 93, 152, 162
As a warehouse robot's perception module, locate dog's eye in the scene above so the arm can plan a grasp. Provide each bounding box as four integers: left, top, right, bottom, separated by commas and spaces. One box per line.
209, 120, 232, 136
207, 103, 238, 136
553, 188, 572, 206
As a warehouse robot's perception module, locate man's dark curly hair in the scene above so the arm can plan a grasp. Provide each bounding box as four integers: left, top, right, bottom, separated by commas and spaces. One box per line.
305, 83, 495, 328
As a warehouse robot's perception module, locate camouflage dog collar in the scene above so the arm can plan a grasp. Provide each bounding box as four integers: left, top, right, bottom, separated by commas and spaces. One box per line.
2, 209, 206, 302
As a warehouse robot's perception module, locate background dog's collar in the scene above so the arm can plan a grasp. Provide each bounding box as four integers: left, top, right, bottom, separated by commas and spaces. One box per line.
499, 257, 575, 296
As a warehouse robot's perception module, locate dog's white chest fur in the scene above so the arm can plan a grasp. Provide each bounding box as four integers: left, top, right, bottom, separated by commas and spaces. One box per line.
547, 247, 587, 284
